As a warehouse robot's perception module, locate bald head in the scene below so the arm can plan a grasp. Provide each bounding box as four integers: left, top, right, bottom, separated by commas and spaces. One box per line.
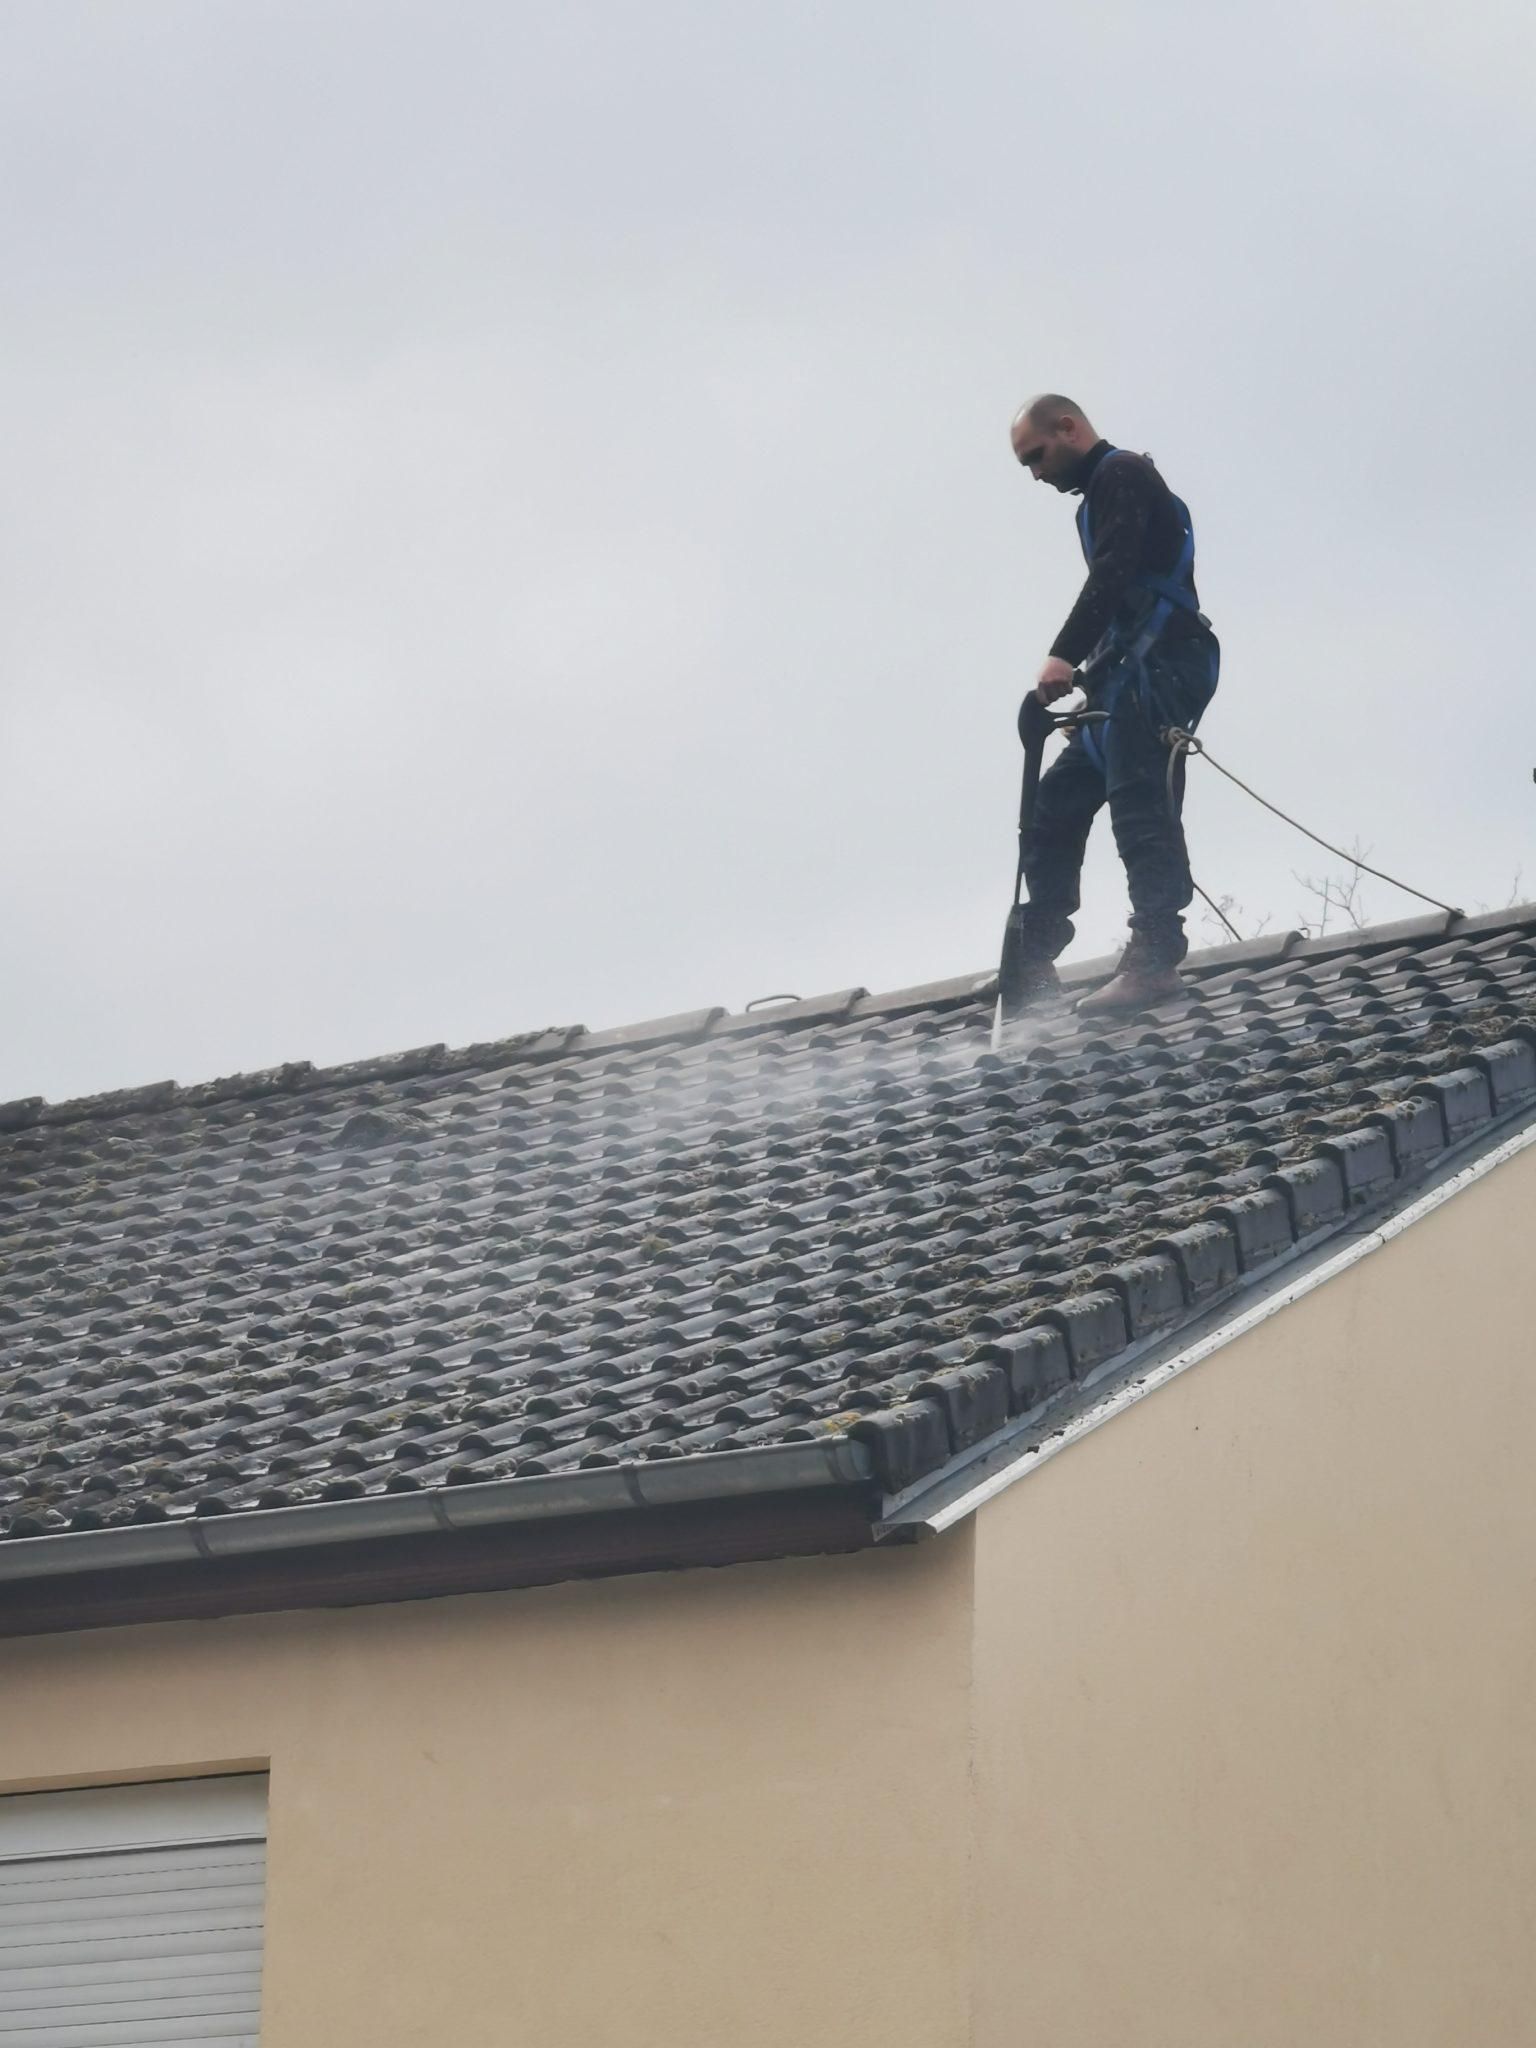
1011, 394, 1100, 489
1015, 393, 1094, 435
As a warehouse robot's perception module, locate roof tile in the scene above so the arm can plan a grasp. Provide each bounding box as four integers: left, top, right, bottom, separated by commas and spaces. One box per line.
712, 988, 871, 1036
580, 1009, 727, 1054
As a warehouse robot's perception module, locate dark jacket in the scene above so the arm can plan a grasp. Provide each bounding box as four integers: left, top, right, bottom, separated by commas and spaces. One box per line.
1049, 440, 1209, 666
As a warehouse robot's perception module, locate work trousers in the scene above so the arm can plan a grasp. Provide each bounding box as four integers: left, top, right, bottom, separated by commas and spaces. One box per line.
1015, 632, 1220, 965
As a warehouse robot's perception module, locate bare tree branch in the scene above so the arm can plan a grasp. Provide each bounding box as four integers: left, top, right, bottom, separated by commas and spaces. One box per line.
1294, 839, 1372, 935
1473, 869, 1527, 914
1199, 893, 1271, 943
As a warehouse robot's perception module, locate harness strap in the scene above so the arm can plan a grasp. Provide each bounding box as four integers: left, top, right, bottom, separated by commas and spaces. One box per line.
1074, 451, 1204, 773
1075, 451, 1201, 637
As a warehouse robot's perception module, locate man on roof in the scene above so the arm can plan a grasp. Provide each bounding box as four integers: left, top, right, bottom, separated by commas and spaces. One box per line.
1008, 395, 1220, 1015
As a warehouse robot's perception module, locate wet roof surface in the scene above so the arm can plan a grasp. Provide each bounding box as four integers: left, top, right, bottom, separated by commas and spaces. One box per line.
2, 905, 1534, 1539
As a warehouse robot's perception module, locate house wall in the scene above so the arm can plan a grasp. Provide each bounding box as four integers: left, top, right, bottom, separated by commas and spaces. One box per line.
972, 1136, 1536, 2048
3, 1527, 977, 2048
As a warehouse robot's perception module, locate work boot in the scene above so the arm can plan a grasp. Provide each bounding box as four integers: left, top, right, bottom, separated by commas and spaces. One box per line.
998, 908, 1067, 1020
1076, 939, 1185, 1018
999, 954, 1063, 1019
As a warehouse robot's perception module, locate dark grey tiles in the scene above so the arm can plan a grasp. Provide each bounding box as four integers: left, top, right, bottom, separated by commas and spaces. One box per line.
2, 915, 1535, 1535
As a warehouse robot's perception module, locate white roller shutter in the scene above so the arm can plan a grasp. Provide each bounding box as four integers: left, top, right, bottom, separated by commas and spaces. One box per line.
0, 1774, 266, 2047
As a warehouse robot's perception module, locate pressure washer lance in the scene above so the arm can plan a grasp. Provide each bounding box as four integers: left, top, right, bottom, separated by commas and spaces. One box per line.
997, 682, 1109, 1022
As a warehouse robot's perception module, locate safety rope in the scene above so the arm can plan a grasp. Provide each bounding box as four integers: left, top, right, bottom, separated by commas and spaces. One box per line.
1161, 731, 1245, 942
1164, 728, 1463, 927
1192, 879, 1244, 943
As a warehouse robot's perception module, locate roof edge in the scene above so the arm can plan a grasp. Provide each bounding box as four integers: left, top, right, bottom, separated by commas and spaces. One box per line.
0, 1436, 873, 1588
876, 1106, 1536, 1541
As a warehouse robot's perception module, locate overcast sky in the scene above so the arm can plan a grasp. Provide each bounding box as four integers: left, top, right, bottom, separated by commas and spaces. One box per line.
2, 0, 1531, 1103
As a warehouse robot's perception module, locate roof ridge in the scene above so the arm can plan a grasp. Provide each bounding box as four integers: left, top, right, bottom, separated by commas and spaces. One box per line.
5, 903, 1535, 1137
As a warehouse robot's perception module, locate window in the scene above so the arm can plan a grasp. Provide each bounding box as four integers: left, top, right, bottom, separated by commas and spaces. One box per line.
0, 1772, 267, 2046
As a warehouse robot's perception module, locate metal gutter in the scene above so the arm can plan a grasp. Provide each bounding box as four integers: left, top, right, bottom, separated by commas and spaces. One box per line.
0, 1437, 873, 1586
879, 1110, 1536, 1540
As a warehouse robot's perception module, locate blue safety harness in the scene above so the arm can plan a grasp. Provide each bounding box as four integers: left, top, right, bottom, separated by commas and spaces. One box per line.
1074, 451, 1208, 774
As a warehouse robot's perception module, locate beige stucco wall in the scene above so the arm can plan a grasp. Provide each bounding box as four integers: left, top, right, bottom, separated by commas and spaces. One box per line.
3, 1530, 978, 2048
973, 1135, 1536, 2048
